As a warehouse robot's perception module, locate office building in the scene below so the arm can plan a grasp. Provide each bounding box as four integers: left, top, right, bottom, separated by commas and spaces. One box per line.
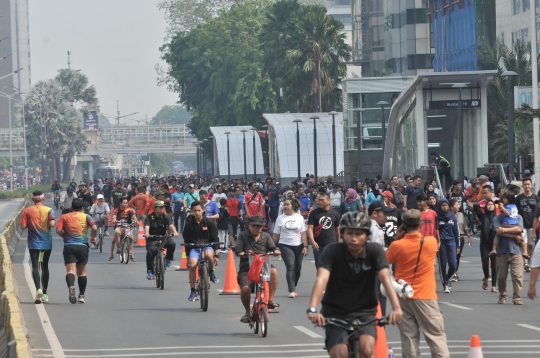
496, 0, 539, 53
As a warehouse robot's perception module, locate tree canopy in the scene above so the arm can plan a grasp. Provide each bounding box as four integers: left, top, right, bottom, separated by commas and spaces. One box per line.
151, 105, 191, 125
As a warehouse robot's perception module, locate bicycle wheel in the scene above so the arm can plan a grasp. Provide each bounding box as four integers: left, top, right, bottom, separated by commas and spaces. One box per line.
119, 239, 125, 263
260, 306, 268, 337
200, 264, 209, 311
159, 255, 165, 290
253, 306, 259, 334
54, 198, 59, 209
155, 256, 162, 288
123, 237, 130, 264
98, 227, 103, 253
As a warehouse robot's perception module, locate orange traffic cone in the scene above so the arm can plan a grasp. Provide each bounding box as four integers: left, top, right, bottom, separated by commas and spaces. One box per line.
175, 246, 188, 271
468, 335, 483, 358
220, 249, 240, 295
135, 220, 146, 247
374, 303, 387, 358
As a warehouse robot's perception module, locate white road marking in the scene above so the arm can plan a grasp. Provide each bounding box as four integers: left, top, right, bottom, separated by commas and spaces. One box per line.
293, 326, 323, 338
459, 260, 470, 263
439, 302, 472, 310
34, 349, 327, 357
517, 323, 540, 332
172, 265, 180, 269
23, 248, 65, 358
216, 289, 223, 292
31, 343, 325, 352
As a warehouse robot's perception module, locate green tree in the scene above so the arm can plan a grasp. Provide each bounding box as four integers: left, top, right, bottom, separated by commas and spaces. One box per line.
161, 0, 279, 139
260, 0, 351, 112
151, 105, 192, 125
149, 153, 175, 176
55, 69, 98, 109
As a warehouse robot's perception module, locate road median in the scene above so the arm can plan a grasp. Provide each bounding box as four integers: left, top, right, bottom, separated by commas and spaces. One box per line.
0, 196, 31, 357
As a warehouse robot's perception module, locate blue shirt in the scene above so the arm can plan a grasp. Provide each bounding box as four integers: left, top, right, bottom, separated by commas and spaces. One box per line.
438, 214, 460, 246
171, 192, 184, 212
235, 195, 245, 212
494, 214, 523, 255
204, 201, 220, 218
296, 194, 311, 211
265, 187, 280, 208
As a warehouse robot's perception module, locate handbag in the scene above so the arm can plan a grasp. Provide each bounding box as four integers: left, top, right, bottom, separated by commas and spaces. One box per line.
313, 214, 328, 238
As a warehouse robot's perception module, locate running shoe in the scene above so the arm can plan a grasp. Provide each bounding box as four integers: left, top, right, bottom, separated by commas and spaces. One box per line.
188, 291, 198, 301
41, 294, 49, 303
210, 272, 219, 284
78, 294, 85, 303
443, 285, 450, 293
104, 230, 110, 236
91, 244, 98, 250
449, 275, 457, 282
166, 259, 172, 267
525, 263, 531, 272
68, 286, 77, 304
34, 288, 43, 304
147, 270, 155, 280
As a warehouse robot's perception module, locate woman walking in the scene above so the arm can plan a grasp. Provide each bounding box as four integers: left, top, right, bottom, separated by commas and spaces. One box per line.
272, 197, 308, 298
474, 200, 498, 292
449, 199, 471, 282
437, 198, 460, 293
342, 188, 363, 213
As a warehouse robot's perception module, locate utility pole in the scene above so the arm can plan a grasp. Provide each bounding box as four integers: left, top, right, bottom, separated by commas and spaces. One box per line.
67, 50, 71, 70
115, 100, 138, 126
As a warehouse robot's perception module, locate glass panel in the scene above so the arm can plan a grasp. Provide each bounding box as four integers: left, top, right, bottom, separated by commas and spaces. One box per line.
392, 102, 417, 177
514, 0, 522, 14
524, 0, 531, 12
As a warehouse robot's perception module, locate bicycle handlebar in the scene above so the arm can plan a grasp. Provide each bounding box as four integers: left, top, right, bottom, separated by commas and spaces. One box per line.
323, 317, 388, 329
147, 234, 173, 241
182, 242, 222, 248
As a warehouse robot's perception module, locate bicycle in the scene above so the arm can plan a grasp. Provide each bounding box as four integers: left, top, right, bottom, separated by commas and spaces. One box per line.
182, 242, 221, 312
149, 235, 172, 290
246, 251, 274, 337
117, 224, 136, 264
93, 213, 106, 253
465, 206, 478, 235
321, 316, 388, 358
53, 191, 60, 210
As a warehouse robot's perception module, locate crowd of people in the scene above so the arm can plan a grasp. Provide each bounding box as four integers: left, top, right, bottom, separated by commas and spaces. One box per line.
16, 167, 540, 358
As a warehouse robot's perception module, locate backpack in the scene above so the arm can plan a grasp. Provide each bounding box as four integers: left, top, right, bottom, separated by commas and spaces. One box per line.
392, 186, 404, 204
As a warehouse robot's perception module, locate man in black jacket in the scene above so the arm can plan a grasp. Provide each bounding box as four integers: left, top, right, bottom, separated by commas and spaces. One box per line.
182, 201, 221, 302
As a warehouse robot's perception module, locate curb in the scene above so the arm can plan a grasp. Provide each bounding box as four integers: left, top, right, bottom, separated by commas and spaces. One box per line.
0, 195, 31, 358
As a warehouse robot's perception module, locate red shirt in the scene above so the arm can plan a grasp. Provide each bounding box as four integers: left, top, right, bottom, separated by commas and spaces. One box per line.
244, 191, 265, 218
477, 198, 501, 215
226, 197, 241, 217
420, 209, 438, 238
129, 194, 148, 215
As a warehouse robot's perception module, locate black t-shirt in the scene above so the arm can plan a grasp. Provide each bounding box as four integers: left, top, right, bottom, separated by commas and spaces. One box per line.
319, 242, 389, 317
234, 231, 276, 273
516, 193, 540, 229
404, 185, 423, 209
112, 189, 125, 208
446, 191, 466, 213
103, 184, 112, 198
307, 208, 340, 246
384, 207, 402, 247
489, 175, 501, 189
163, 192, 172, 213
78, 191, 93, 207
144, 213, 172, 236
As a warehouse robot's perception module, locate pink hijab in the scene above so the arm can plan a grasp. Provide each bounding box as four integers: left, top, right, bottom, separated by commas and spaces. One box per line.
345, 188, 358, 203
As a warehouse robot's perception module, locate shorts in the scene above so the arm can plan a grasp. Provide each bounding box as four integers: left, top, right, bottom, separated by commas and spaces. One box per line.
63, 245, 89, 265
188, 246, 214, 260
324, 316, 377, 350
523, 228, 533, 244
237, 264, 276, 292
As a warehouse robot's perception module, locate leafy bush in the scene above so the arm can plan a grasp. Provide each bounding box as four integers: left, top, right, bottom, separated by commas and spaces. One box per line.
0, 185, 52, 200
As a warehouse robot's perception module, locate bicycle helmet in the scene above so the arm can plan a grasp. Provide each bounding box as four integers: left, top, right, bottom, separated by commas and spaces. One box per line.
340, 211, 372, 236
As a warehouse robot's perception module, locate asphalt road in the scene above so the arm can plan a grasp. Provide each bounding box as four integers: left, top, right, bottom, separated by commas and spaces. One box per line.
6, 198, 540, 357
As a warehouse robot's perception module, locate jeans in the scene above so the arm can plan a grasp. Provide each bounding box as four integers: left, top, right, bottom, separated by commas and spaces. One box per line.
496, 253, 523, 300
438, 239, 456, 287
313, 243, 327, 268
146, 236, 176, 272
480, 240, 497, 283
173, 210, 186, 233
279, 243, 304, 292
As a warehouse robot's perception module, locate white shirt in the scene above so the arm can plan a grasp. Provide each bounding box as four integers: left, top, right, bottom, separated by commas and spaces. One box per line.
273, 213, 306, 246
329, 192, 342, 207
212, 192, 227, 204
369, 219, 385, 247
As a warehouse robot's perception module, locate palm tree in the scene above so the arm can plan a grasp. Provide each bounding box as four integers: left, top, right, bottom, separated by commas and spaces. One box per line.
55, 68, 98, 113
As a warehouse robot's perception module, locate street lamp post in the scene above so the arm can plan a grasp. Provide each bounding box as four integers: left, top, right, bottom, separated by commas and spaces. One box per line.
329, 111, 338, 181
196, 143, 200, 178
261, 125, 269, 174
203, 138, 208, 176
376, 101, 389, 153
353, 108, 364, 182
241, 129, 248, 179
310, 116, 319, 184
293, 119, 302, 182
501, 71, 518, 180
225, 132, 231, 181
452, 83, 468, 189
250, 128, 257, 180
208, 136, 214, 176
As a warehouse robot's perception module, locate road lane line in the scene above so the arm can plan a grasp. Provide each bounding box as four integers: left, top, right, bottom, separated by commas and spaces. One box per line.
294, 326, 323, 338
31, 343, 326, 352
23, 248, 65, 358
439, 302, 472, 310
54, 349, 328, 357
517, 323, 540, 332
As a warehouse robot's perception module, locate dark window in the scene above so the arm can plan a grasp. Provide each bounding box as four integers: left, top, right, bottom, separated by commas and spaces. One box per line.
406, 8, 427, 24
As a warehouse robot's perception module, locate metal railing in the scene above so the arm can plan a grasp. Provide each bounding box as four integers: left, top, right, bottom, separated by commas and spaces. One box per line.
419, 165, 445, 195
483, 163, 509, 187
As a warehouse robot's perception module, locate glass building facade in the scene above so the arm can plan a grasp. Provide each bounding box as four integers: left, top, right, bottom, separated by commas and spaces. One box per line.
497, 0, 540, 54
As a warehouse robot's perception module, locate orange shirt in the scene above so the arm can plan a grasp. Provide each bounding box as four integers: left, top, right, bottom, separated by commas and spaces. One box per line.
146, 197, 156, 215
386, 233, 438, 300
466, 186, 479, 202
129, 194, 148, 215
420, 209, 438, 238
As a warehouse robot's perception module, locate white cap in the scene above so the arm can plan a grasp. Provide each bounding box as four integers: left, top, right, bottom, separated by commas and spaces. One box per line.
97, 194, 104, 199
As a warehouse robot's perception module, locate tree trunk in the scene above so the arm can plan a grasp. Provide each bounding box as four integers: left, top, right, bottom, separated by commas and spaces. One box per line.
55, 155, 62, 182
63, 154, 72, 182
317, 58, 322, 112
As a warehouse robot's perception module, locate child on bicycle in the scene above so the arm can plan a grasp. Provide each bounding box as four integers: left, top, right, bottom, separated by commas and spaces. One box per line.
490, 192, 528, 259
110, 197, 137, 261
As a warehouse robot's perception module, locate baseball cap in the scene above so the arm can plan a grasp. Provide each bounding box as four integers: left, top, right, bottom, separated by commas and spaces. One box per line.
368, 200, 394, 215
381, 191, 394, 200
275, 181, 280, 185
97, 194, 104, 199
247, 216, 265, 226
403, 209, 422, 226
189, 184, 195, 188
154, 200, 166, 208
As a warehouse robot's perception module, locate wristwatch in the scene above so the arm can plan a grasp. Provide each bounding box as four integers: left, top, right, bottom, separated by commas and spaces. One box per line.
306, 307, 317, 314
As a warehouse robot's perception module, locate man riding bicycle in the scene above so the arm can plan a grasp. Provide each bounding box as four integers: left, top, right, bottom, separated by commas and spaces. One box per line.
51, 179, 62, 197
182, 201, 221, 302
77, 183, 94, 213
307, 211, 402, 358
235, 216, 281, 324
89, 194, 111, 248
144, 200, 178, 280
60, 187, 77, 215
110, 197, 137, 262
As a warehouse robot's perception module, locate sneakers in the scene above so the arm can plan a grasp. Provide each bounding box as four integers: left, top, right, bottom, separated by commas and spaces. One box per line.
188, 291, 198, 301
449, 274, 458, 282
147, 270, 155, 280
78, 294, 85, 303
166, 259, 172, 267
210, 272, 219, 284
104, 230, 110, 236
34, 288, 43, 304
443, 285, 450, 293
68, 286, 77, 304
91, 244, 98, 250
525, 263, 531, 272
41, 294, 49, 303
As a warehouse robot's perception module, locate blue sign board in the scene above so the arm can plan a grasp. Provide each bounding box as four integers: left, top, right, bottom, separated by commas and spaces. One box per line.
514, 86, 540, 109
132, 154, 142, 159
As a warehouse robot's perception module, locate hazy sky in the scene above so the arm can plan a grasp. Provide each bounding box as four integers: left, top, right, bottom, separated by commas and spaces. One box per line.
28, 0, 179, 123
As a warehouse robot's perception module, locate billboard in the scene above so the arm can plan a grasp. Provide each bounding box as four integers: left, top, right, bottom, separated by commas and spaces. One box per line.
514, 86, 540, 109
83, 111, 99, 130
